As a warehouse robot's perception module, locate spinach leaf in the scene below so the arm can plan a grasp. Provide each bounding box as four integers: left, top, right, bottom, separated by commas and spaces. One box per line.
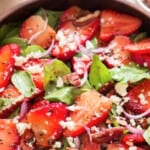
89, 55, 112, 90
0, 37, 28, 50
44, 59, 70, 87
45, 81, 91, 105
143, 126, 150, 145
110, 64, 150, 83
36, 9, 62, 29
22, 45, 45, 56
11, 71, 35, 97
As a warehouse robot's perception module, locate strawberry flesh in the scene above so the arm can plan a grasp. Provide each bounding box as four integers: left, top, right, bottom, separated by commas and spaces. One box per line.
25, 100, 68, 147
100, 9, 142, 42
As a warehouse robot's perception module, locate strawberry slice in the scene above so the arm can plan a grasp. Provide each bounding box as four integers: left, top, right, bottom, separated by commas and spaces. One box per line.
71, 55, 91, 77
25, 100, 68, 147
100, 36, 132, 67
131, 53, 150, 68
80, 133, 101, 150
0, 44, 20, 92
121, 134, 145, 146
107, 143, 144, 150
21, 58, 44, 91
60, 6, 83, 23
63, 90, 112, 137
124, 38, 150, 54
0, 119, 20, 150
99, 9, 142, 42
51, 15, 100, 60
125, 79, 150, 114
19, 15, 56, 49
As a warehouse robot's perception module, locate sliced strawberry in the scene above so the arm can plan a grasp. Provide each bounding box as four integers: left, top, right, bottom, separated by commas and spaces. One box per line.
92, 127, 125, 143
80, 133, 101, 150
125, 79, 150, 114
99, 9, 142, 42
51, 16, 100, 60
131, 53, 150, 68
0, 44, 20, 92
0, 84, 25, 118
107, 143, 144, 150
71, 55, 91, 77
124, 38, 150, 54
121, 134, 145, 146
20, 129, 35, 150
19, 15, 56, 49
25, 100, 68, 147
100, 36, 132, 67
60, 6, 83, 23
63, 90, 112, 137
0, 119, 20, 150
107, 143, 128, 150
21, 58, 44, 90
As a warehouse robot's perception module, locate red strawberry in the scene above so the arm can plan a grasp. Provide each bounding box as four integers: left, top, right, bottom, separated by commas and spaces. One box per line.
19, 15, 56, 49
125, 79, 150, 114
51, 15, 100, 60
63, 90, 112, 137
21, 58, 44, 90
100, 36, 132, 67
99, 9, 142, 42
60, 6, 83, 23
0, 119, 20, 150
107, 143, 144, 150
121, 134, 145, 146
124, 38, 150, 54
131, 53, 150, 68
71, 55, 91, 77
0, 44, 20, 92
80, 133, 101, 150
124, 38, 150, 67
25, 100, 68, 147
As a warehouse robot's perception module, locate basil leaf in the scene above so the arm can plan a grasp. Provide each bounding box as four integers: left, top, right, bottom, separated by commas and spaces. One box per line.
143, 126, 150, 145
11, 71, 35, 97
22, 45, 45, 56
110, 64, 150, 83
0, 37, 28, 50
44, 59, 70, 87
36, 9, 62, 29
89, 55, 112, 90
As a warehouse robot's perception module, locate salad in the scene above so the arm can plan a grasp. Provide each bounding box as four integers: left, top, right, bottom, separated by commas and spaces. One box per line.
0, 5, 150, 150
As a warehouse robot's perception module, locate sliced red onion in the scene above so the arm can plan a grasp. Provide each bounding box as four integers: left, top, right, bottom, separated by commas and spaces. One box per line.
73, 137, 80, 149
83, 125, 92, 142
125, 125, 144, 135
123, 108, 150, 120
19, 99, 30, 120
16, 145, 21, 150
79, 70, 88, 87
28, 16, 48, 44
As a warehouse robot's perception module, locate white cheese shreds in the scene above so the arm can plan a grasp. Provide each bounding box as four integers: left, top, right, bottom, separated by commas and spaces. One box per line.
56, 76, 64, 87
16, 122, 31, 136
110, 95, 122, 105
59, 120, 76, 130
53, 141, 62, 148
129, 146, 137, 150
138, 93, 148, 105
66, 137, 76, 148
116, 105, 124, 115
14, 56, 28, 66
115, 82, 128, 96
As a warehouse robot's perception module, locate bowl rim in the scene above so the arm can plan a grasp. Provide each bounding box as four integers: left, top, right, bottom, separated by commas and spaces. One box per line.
0, 0, 149, 25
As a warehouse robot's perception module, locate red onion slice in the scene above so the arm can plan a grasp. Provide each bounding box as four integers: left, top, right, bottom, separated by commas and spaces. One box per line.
123, 108, 150, 119
19, 99, 30, 120
125, 125, 144, 135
